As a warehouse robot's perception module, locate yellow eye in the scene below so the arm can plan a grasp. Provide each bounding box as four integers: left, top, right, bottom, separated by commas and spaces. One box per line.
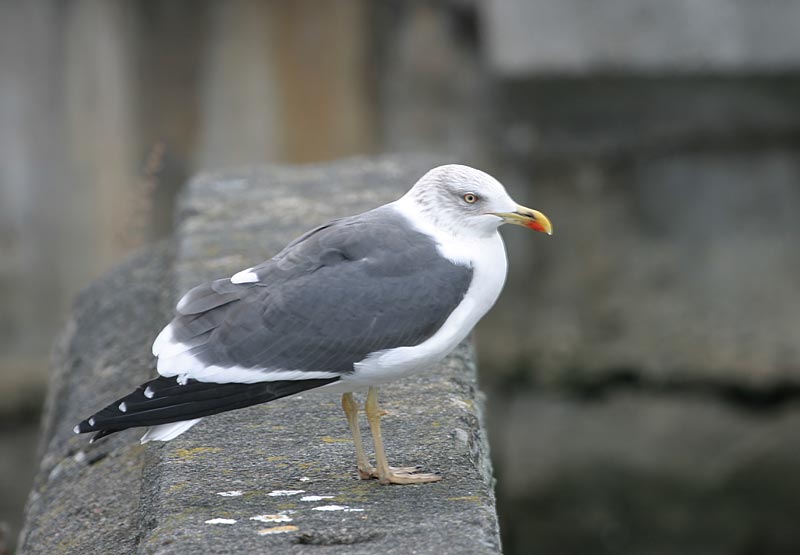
463, 193, 478, 204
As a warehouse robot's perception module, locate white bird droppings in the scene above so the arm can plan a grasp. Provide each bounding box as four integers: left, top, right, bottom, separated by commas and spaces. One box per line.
257, 525, 299, 535
205, 518, 237, 525
300, 495, 334, 502
216, 491, 244, 497
250, 514, 293, 523
267, 489, 305, 497
312, 505, 364, 512
298, 477, 311, 482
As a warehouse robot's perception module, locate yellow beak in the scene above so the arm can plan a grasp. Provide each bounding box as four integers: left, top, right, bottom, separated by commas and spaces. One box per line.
492, 205, 553, 235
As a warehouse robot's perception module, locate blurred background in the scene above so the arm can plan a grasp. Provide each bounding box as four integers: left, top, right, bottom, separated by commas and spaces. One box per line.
2, 1, 800, 553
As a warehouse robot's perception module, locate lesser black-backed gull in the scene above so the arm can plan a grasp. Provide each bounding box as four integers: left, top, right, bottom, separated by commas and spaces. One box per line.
75, 164, 552, 485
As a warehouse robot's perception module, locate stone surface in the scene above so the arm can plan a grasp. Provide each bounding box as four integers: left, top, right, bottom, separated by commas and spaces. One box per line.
490, 391, 800, 554
474, 71, 800, 554
18, 242, 176, 555
477, 80, 800, 391
485, 0, 800, 74
18, 157, 501, 555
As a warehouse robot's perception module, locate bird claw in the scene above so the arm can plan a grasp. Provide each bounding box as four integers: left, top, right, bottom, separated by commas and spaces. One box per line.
357, 466, 376, 480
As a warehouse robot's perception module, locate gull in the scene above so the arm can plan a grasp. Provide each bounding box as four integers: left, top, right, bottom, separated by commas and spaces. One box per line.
75, 164, 552, 485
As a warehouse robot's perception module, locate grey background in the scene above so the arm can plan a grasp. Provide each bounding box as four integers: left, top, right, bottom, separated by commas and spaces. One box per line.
2, 1, 800, 553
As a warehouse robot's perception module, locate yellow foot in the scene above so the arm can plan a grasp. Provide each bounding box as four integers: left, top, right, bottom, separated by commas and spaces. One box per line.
359, 465, 442, 484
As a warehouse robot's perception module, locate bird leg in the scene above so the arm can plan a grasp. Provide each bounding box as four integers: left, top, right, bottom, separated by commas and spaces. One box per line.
341, 392, 418, 479
363, 386, 442, 485
341, 392, 375, 479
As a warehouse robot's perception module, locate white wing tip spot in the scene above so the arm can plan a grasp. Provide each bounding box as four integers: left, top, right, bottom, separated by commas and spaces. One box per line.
73, 424, 80, 434
88, 417, 96, 427
118, 402, 127, 413
231, 268, 258, 284
144, 386, 155, 399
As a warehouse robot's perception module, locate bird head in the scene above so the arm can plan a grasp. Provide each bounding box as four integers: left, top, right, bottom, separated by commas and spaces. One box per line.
400, 164, 553, 239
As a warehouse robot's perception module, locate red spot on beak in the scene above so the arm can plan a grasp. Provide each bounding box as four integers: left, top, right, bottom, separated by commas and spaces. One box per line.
527, 220, 547, 233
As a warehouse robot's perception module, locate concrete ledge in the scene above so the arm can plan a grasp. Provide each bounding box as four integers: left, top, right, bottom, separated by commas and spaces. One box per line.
486, 0, 800, 74
19, 156, 501, 554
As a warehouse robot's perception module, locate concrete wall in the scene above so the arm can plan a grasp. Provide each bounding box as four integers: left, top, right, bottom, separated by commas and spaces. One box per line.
474, 2, 800, 552
4, 1, 800, 553
485, 0, 800, 74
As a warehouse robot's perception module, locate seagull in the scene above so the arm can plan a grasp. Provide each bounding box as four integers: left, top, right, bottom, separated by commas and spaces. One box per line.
74, 164, 552, 485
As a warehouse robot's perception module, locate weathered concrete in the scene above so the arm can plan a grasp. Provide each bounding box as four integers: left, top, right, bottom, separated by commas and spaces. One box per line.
19, 242, 176, 555
491, 391, 800, 553
485, 0, 800, 74
19, 157, 501, 554
480, 80, 800, 390
476, 70, 800, 553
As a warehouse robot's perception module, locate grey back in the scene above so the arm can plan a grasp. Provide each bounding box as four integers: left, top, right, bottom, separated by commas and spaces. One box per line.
166, 206, 474, 377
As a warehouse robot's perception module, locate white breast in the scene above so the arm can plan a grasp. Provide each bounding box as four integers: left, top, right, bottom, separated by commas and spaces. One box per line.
344, 207, 508, 388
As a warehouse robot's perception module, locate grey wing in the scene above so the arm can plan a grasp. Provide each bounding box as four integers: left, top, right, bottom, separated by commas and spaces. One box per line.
153, 207, 473, 383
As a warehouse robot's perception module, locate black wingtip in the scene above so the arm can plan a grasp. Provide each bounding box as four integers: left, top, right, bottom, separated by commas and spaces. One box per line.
75, 417, 120, 443
75, 415, 113, 441
90, 429, 119, 443
75, 375, 341, 444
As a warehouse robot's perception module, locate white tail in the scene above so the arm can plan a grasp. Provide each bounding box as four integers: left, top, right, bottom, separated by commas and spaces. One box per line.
140, 418, 203, 443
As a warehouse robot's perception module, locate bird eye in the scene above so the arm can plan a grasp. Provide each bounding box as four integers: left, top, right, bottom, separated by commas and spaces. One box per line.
463, 193, 478, 204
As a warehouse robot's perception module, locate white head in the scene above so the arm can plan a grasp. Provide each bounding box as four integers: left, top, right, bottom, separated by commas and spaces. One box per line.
397, 164, 552, 239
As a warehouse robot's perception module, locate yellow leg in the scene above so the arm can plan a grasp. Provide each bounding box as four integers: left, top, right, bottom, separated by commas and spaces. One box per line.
364, 386, 442, 485
341, 392, 374, 479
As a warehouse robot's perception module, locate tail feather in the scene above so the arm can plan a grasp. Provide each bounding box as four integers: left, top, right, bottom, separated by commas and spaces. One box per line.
75, 375, 339, 442
140, 419, 203, 443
